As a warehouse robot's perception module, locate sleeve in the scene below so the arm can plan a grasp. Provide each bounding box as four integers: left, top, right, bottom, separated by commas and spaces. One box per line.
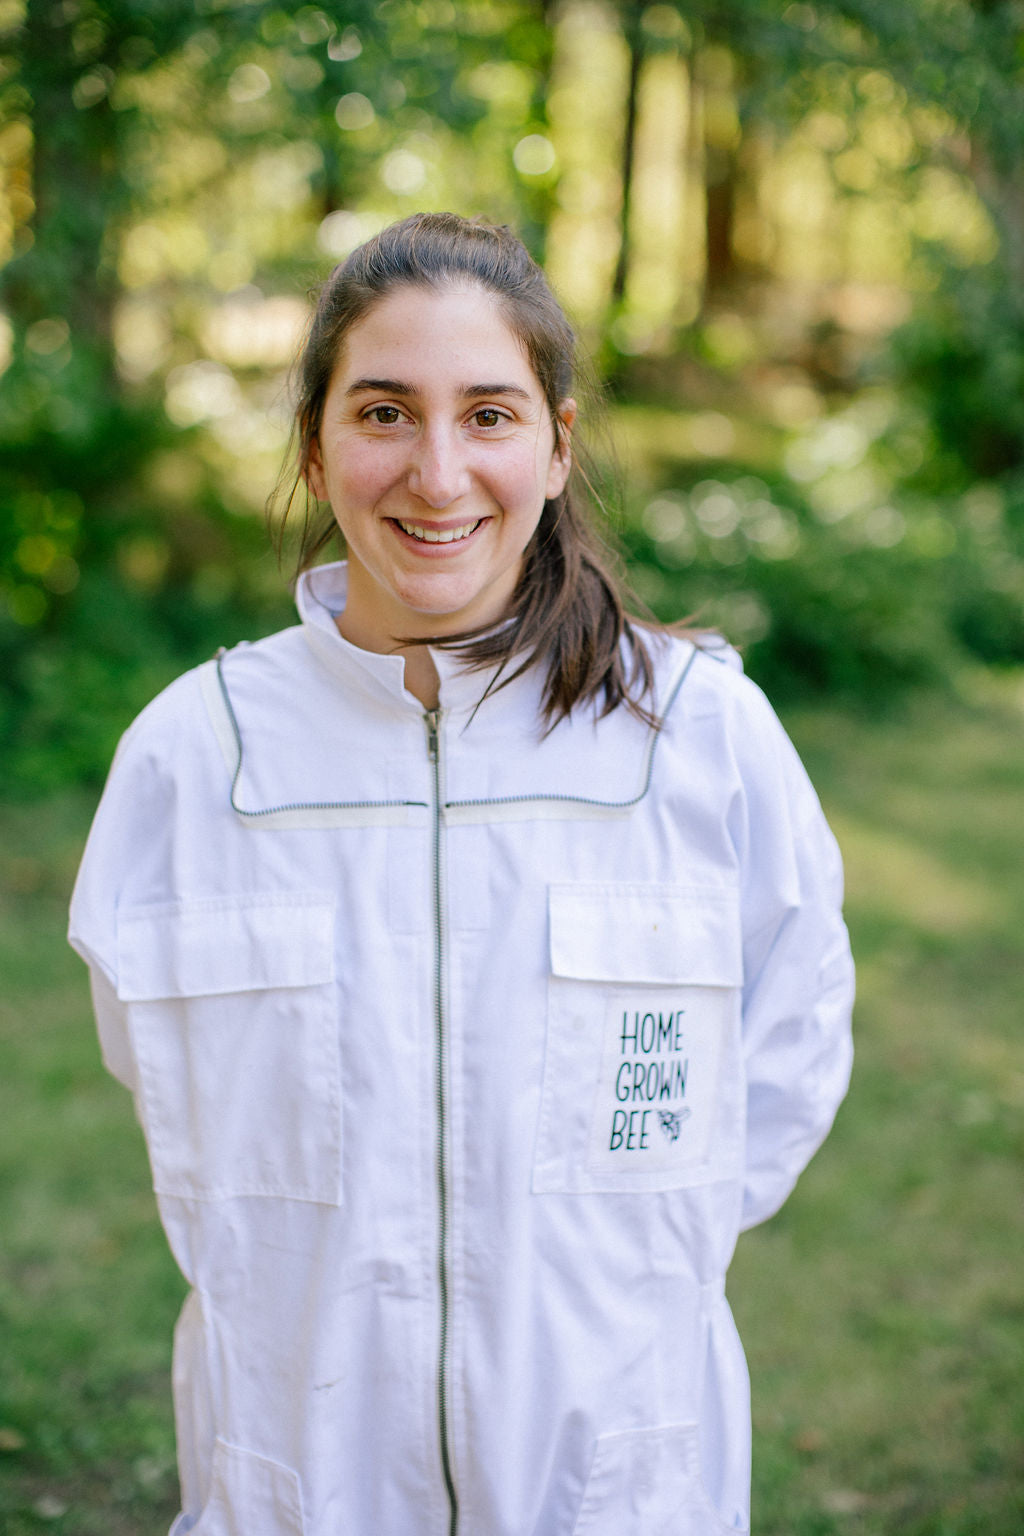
731, 686, 855, 1232
85, 964, 138, 1094
67, 705, 180, 1094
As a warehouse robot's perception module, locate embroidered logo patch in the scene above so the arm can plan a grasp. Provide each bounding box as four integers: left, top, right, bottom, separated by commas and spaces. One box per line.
586, 988, 730, 1176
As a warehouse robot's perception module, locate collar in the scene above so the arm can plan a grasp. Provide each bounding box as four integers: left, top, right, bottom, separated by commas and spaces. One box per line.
296, 561, 535, 718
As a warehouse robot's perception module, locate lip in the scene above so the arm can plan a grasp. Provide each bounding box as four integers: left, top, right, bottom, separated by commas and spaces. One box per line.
388, 515, 487, 553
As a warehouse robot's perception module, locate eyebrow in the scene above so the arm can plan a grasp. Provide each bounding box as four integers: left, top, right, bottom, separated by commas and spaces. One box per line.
345, 377, 533, 401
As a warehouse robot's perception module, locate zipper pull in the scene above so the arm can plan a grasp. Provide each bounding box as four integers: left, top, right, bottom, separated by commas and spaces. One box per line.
425, 707, 440, 763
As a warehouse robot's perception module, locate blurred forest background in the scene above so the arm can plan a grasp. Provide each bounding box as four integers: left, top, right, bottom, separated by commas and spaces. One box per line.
4, 0, 1024, 782
1, 1, 1023, 1534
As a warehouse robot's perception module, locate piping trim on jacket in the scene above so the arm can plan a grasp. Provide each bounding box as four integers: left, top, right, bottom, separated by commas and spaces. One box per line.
203, 644, 698, 830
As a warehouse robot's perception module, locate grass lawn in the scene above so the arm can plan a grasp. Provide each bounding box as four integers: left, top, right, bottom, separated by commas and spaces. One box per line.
731, 681, 1024, 1535
1, 684, 1022, 1533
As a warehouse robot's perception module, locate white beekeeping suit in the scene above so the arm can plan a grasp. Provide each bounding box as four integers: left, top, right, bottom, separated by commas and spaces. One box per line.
70, 562, 854, 1536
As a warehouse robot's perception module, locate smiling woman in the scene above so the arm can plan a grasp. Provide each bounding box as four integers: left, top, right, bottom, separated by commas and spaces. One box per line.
69, 212, 854, 1536
303, 282, 574, 702
278, 212, 661, 727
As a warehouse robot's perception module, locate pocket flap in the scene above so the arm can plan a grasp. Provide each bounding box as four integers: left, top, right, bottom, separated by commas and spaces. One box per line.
549, 884, 742, 986
116, 893, 335, 1001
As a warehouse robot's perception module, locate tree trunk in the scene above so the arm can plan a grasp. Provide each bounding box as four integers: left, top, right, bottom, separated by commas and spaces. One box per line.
611, 12, 644, 304
704, 155, 738, 294
4, 0, 123, 384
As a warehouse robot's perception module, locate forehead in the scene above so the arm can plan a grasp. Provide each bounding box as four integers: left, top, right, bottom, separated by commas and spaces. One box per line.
335, 282, 540, 391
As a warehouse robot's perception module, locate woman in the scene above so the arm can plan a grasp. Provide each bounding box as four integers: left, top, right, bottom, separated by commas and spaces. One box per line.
70, 212, 854, 1536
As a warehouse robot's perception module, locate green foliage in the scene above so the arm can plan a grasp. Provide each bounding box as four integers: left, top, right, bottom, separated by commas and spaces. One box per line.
617, 456, 955, 703
3, 0, 1024, 791
609, 358, 1012, 703
0, 0, 561, 792
874, 267, 1024, 664
892, 271, 1024, 497
0, 336, 294, 789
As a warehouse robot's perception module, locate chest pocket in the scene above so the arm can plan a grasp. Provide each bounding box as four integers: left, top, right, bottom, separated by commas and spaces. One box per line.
116, 893, 340, 1204
533, 884, 745, 1195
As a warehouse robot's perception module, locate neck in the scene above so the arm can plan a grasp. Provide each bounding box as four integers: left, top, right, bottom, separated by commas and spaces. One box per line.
399, 645, 441, 709
334, 612, 440, 708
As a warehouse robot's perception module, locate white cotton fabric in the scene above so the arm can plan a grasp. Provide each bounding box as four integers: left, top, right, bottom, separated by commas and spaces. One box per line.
69, 561, 854, 1536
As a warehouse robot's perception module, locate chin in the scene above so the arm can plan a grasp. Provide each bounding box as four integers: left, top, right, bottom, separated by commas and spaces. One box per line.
392, 580, 510, 633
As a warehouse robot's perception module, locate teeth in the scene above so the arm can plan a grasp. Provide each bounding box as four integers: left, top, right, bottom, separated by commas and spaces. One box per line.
397, 519, 481, 544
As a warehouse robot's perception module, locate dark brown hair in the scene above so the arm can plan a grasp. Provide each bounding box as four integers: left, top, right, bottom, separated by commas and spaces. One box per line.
272, 211, 657, 725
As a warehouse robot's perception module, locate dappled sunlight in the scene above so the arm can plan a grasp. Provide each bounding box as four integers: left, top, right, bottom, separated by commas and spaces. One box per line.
546, 8, 630, 326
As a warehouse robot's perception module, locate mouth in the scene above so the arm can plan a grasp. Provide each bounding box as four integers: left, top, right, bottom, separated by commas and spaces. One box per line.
393, 517, 482, 545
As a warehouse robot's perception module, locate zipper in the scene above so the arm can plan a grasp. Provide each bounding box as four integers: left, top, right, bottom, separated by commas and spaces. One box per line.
425, 706, 458, 1536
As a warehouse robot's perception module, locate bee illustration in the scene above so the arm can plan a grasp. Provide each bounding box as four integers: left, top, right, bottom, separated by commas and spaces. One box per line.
658, 1107, 690, 1142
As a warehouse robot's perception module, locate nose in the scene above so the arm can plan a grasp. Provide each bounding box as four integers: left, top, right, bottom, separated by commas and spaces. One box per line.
405, 422, 470, 509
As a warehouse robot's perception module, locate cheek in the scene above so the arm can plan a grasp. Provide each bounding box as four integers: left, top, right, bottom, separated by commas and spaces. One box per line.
329, 441, 400, 505
488, 441, 560, 511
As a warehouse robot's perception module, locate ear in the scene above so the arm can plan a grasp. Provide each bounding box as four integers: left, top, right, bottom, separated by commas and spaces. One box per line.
304, 435, 327, 502
545, 397, 577, 500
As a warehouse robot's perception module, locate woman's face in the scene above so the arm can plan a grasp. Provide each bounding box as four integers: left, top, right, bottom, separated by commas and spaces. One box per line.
306, 282, 574, 654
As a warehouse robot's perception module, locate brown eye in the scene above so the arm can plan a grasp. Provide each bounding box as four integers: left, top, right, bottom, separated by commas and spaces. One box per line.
369, 406, 401, 424
473, 408, 502, 428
